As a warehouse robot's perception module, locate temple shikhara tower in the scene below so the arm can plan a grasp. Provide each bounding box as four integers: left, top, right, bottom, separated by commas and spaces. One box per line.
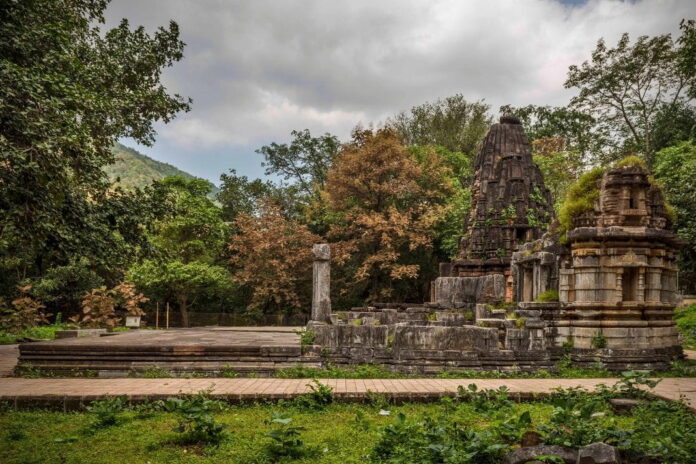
452, 116, 554, 277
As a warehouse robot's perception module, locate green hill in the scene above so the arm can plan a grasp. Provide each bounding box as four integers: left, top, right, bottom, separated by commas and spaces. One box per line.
105, 143, 219, 196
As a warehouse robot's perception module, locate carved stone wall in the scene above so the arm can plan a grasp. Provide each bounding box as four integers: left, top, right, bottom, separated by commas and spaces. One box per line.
449, 116, 555, 279
556, 164, 680, 368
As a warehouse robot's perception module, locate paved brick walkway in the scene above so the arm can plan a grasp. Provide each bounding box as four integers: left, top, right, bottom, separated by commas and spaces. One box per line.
0, 377, 694, 410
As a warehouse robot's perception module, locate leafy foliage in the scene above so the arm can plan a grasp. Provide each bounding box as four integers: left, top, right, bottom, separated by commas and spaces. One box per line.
0, 286, 50, 332
565, 30, 692, 165
257, 129, 340, 199
654, 141, 696, 292
0, 0, 190, 310
387, 95, 492, 157
674, 304, 696, 348
265, 414, 313, 459
326, 128, 453, 302
229, 201, 319, 314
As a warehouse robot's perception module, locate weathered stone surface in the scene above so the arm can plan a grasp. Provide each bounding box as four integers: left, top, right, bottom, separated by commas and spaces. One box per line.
55, 329, 107, 339
450, 116, 555, 278
503, 445, 577, 464
311, 244, 331, 323
608, 398, 643, 415
432, 274, 505, 308
577, 442, 621, 464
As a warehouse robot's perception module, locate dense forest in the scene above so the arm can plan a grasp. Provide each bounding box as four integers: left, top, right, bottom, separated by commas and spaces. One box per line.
1, 1, 694, 329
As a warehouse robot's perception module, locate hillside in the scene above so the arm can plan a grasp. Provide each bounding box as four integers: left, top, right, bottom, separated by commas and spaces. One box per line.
105, 143, 219, 196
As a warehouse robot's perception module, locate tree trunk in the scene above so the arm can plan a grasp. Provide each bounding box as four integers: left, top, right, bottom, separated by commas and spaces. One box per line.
177, 294, 190, 328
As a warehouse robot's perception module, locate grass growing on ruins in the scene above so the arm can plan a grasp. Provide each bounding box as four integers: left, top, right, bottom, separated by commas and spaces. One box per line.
1, 378, 696, 463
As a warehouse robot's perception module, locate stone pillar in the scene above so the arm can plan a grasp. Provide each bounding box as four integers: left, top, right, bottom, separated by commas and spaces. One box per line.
311, 244, 332, 324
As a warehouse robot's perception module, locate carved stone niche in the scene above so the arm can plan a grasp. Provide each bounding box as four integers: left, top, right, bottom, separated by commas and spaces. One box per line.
511, 232, 563, 303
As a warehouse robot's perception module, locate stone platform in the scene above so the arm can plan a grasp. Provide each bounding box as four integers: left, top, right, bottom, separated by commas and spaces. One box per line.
17, 327, 321, 377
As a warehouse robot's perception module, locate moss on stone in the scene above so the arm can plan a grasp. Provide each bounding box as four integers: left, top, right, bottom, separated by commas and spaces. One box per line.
558, 167, 605, 240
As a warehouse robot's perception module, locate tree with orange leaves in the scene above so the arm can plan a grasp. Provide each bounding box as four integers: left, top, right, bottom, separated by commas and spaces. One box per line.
325, 128, 454, 302
229, 201, 320, 314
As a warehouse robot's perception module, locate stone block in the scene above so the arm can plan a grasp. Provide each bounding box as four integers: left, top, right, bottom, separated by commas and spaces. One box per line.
577, 442, 621, 464
55, 329, 107, 339
503, 445, 577, 464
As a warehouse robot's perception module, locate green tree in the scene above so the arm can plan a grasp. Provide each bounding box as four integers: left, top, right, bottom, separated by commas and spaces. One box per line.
217, 169, 275, 222
129, 177, 236, 325
153, 177, 229, 264
677, 19, 696, 99
0, 0, 190, 302
654, 141, 696, 293
256, 129, 340, 199
387, 95, 491, 157
129, 260, 234, 327
565, 29, 693, 165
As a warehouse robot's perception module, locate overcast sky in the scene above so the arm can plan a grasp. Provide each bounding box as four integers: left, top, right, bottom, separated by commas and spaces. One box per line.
105, 0, 695, 184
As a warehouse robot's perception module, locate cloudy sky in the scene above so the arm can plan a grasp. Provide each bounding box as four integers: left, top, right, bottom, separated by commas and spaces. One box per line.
105, 0, 695, 184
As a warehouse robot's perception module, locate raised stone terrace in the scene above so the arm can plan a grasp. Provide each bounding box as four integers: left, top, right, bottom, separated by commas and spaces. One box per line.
17, 327, 322, 377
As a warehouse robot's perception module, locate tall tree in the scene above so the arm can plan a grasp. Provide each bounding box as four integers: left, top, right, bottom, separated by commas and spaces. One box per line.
256, 129, 340, 199
653, 141, 696, 293
326, 128, 453, 302
0, 0, 190, 299
565, 30, 693, 165
229, 201, 319, 314
386, 95, 491, 158
129, 177, 235, 326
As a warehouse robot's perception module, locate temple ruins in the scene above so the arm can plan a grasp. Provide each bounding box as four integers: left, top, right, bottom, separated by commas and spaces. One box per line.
18, 117, 684, 376
309, 116, 684, 372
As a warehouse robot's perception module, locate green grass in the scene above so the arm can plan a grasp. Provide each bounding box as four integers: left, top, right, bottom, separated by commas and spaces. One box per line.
0, 324, 66, 344
1, 385, 694, 464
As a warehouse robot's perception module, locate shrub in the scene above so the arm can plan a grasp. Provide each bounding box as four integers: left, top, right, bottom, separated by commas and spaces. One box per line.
535, 290, 559, 302
265, 414, 313, 459
0, 286, 51, 332
674, 304, 696, 348
456, 384, 513, 412
296, 328, 315, 353
167, 394, 227, 446
591, 332, 608, 349
294, 379, 334, 409
87, 396, 127, 428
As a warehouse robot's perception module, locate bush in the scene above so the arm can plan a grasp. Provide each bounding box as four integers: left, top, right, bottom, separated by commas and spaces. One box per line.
535, 290, 559, 302
265, 414, 314, 459
0, 286, 51, 333
166, 394, 227, 446
87, 396, 127, 428
294, 379, 334, 410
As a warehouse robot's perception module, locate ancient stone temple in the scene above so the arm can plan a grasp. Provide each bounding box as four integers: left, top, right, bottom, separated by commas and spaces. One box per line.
453, 116, 554, 275
433, 116, 554, 306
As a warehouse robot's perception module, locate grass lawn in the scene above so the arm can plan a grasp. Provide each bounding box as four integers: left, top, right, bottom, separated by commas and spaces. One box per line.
1, 380, 695, 463
0, 324, 66, 344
